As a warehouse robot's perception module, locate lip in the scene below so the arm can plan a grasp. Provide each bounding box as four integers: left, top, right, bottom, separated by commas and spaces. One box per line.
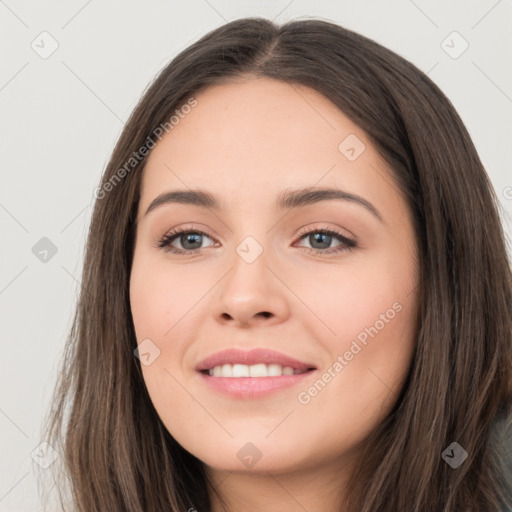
195, 348, 317, 372
195, 348, 317, 399
199, 371, 317, 399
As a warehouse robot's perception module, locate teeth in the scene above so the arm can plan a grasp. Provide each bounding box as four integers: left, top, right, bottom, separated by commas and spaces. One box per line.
207, 363, 306, 377
232, 364, 249, 377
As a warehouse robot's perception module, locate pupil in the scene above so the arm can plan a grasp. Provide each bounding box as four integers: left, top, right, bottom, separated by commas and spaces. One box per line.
311, 233, 331, 249
183, 233, 202, 249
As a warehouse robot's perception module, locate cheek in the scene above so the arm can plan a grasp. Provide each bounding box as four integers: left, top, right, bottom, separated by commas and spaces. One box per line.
292, 258, 416, 407
290, 257, 412, 345
130, 257, 200, 438
292, 295, 415, 458
130, 254, 201, 340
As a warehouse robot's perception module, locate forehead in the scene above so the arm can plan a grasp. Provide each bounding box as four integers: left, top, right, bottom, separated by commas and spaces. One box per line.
146, 76, 362, 164
138, 77, 396, 216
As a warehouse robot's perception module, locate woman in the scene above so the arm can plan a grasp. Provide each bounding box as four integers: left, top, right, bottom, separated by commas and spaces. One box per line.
39, 17, 512, 511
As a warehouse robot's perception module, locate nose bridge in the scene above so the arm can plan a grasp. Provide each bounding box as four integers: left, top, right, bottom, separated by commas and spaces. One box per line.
212, 224, 288, 325
226, 201, 290, 285
228, 231, 271, 293
227, 199, 276, 266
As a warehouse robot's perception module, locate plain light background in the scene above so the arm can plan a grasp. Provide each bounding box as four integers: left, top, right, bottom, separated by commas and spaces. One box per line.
1, 1, 511, 510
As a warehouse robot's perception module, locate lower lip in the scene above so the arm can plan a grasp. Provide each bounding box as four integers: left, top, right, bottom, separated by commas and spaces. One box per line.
198, 370, 316, 399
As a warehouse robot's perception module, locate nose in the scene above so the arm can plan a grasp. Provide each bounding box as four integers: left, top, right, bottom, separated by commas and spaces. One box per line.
212, 247, 289, 328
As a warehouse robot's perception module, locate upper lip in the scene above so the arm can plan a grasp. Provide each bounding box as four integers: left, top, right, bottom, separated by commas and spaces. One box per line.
195, 348, 317, 372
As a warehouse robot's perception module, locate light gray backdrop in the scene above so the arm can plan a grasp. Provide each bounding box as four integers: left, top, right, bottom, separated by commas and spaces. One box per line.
1, 1, 511, 510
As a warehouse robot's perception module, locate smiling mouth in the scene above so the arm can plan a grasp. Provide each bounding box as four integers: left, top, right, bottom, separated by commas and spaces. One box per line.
200, 363, 315, 378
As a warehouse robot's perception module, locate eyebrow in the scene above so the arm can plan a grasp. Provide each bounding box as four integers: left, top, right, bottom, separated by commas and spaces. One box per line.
143, 187, 384, 223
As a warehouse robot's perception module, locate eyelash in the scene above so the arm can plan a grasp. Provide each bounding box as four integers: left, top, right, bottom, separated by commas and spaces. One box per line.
156, 224, 357, 257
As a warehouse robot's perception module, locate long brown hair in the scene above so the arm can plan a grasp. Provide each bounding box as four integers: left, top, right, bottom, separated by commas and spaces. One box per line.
38, 17, 512, 511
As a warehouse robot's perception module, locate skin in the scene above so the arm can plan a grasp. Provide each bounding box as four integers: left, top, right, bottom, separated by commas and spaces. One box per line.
129, 77, 419, 512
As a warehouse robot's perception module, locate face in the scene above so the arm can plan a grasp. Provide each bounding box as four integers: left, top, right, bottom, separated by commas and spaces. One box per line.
129, 77, 419, 477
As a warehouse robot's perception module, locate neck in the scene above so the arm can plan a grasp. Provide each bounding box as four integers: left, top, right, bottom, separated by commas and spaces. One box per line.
204, 452, 357, 512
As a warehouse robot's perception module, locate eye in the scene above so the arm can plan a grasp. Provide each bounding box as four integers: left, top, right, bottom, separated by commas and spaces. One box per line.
294, 225, 356, 256
157, 225, 216, 254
